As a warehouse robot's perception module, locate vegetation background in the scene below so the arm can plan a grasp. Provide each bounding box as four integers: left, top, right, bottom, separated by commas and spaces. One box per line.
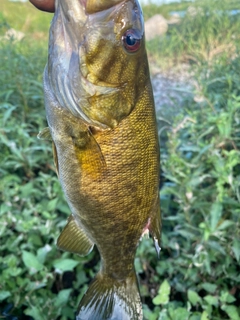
0, 0, 240, 319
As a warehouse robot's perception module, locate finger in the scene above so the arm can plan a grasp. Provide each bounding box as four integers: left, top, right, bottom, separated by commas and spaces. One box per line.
29, 0, 55, 12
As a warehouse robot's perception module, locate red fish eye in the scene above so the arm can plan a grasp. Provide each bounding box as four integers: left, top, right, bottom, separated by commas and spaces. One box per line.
122, 29, 142, 53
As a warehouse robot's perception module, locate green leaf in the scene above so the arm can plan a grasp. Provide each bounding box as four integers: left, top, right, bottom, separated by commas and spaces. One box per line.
203, 295, 218, 307
28, 233, 43, 246
158, 308, 171, 320
53, 259, 79, 273
188, 290, 202, 306
22, 250, 44, 274
217, 220, 234, 230
201, 283, 217, 294
47, 198, 58, 211
26, 281, 47, 291
220, 291, 236, 304
210, 202, 223, 231
208, 241, 226, 255
152, 279, 170, 305
2, 104, 16, 124
54, 289, 72, 308
25, 306, 45, 320
232, 238, 240, 262
142, 304, 159, 320
37, 244, 52, 264
61, 306, 75, 319
189, 314, 202, 320
0, 291, 11, 301
168, 307, 189, 320
8, 267, 22, 277
20, 182, 34, 198
221, 305, 240, 320
201, 311, 210, 320
75, 270, 88, 287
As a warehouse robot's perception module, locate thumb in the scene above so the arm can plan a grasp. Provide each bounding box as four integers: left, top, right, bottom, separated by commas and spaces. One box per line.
29, 0, 55, 12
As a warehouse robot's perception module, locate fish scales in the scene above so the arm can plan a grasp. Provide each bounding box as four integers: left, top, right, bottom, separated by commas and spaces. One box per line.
41, 0, 161, 319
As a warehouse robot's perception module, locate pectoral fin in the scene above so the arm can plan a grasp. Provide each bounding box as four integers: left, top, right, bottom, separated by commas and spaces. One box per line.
57, 215, 94, 256
73, 128, 106, 179
37, 127, 52, 140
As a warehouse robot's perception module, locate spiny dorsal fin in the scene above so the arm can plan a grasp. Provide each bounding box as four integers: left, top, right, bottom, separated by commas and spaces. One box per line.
37, 127, 52, 140
57, 215, 94, 256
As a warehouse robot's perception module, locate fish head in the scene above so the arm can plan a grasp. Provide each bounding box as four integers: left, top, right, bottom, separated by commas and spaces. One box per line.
47, 0, 149, 129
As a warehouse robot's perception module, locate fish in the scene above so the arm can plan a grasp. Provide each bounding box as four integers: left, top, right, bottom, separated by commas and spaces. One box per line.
39, 0, 161, 319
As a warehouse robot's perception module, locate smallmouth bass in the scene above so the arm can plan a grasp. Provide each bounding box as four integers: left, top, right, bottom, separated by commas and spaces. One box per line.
40, 0, 161, 319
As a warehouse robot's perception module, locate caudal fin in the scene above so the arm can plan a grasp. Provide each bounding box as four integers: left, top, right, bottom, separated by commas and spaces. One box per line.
76, 271, 142, 320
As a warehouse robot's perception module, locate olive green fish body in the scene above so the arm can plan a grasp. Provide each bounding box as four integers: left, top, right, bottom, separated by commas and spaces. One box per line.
42, 0, 161, 319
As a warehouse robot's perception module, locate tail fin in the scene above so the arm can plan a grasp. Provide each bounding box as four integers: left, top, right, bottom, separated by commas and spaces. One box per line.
76, 271, 142, 320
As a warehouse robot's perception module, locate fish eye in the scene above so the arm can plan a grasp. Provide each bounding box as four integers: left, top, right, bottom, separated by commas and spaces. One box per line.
122, 29, 142, 53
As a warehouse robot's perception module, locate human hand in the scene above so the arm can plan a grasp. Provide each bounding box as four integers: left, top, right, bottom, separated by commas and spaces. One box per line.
29, 0, 55, 12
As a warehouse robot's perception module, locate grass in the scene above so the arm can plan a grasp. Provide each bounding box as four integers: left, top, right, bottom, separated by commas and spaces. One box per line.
1, 0, 52, 41
1, 0, 240, 319
144, 0, 240, 69
141, 1, 191, 20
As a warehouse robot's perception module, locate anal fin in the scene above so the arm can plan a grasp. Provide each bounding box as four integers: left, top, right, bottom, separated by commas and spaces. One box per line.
57, 215, 94, 256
